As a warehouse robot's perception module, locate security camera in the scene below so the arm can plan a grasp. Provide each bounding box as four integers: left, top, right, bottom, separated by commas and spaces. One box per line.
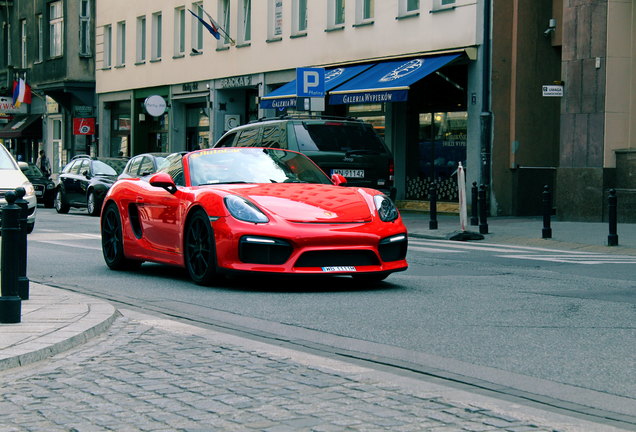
544, 27, 554, 37
544, 18, 556, 38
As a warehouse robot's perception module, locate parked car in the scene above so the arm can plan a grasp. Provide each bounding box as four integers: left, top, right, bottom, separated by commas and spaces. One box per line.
118, 152, 176, 180
213, 116, 396, 199
101, 148, 408, 285
0, 144, 36, 233
55, 155, 128, 216
20, 162, 55, 208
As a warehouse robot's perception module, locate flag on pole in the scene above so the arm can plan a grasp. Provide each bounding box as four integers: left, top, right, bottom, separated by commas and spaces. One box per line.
201, 8, 235, 45
188, 8, 221, 40
12, 78, 32, 108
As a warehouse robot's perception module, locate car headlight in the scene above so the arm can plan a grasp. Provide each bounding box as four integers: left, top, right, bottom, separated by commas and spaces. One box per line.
373, 194, 399, 222
46, 182, 55, 189
21, 181, 36, 198
224, 195, 269, 223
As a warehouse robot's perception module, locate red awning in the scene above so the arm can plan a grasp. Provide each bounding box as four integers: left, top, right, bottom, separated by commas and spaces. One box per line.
0, 115, 42, 139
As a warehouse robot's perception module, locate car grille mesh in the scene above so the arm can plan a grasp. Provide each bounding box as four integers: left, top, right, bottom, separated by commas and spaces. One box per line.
294, 250, 379, 268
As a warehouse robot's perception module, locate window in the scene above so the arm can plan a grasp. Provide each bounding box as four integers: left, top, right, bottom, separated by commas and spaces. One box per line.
292, 0, 307, 35
136, 16, 146, 62
174, 7, 186, 56
103, 24, 112, 68
356, 0, 373, 23
79, 0, 91, 56
116, 21, 126, 66
49, 1, 64, 57
328, 0, 345, 28
4, 23, 11, 66
20, 20, 26, 68
151, 12, 162, 60
267, 0, 283, 40
37, 15, 44, 62
398, 0, 419, 16
192, 2, 204, 52
432, 0, 456, 11
218, 0, 231, 47
238, 0, 251, 44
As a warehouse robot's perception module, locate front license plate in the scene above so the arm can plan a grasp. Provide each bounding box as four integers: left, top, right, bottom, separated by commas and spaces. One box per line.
322, 266, 357, 272
331, 169, 364, 178
35, 190, 43, 196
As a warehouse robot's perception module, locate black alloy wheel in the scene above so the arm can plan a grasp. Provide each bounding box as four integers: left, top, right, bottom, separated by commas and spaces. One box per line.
54, 188, 70, 214
184, 209, 218, 285
87, 191, 100, 216
101, 203, 141, 270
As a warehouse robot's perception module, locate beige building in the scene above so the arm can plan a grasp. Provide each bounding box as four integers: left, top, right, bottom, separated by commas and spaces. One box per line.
95, 0, 486, 206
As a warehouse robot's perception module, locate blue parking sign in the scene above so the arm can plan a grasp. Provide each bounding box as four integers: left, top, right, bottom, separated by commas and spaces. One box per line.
296, 68, 325, 97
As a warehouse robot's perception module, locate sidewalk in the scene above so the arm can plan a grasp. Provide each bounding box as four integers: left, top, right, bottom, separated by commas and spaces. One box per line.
1, 216, 635, 430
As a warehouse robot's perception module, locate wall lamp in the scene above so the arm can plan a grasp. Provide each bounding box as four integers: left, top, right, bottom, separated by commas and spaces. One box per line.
544, 18, 557, 38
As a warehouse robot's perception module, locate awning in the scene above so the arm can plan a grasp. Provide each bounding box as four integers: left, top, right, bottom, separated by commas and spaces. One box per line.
0, 114, 42, 139
329, 53, 460, 105
260, 64, 373, 109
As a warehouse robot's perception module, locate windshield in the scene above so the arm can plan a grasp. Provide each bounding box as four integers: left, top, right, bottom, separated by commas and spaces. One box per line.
0, 145, 18, 170
22, 164, 45, 177
187, 148, 332, 186
92, 160, 118, 176
294, 122, 386, 153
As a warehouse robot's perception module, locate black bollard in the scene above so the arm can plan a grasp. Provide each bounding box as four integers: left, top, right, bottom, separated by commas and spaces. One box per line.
470, 181, 479, 226
429, 183, 438, 230
15, 187, 30, 300
478, 184, 488, 234
542, 185, 552, 239
608, 189, 618, 246
0, 191, 22, 323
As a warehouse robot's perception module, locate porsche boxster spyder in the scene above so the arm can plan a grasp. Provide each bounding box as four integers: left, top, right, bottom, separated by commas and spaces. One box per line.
100, 148, 408, 285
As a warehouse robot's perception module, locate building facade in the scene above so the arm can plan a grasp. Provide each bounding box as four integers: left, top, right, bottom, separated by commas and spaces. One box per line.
95, 0, 486, 210
0, 0, 96, 175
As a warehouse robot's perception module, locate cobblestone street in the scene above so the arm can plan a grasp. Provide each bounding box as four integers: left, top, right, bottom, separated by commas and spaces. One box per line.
0, 310, 601, 432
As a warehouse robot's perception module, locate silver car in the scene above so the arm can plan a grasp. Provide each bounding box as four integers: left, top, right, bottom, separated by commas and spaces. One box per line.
0, 144, 36, 233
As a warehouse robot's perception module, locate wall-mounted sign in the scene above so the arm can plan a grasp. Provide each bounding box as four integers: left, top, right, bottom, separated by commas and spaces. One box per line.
74, 105, 94, 117
0, 96, 27, 114
219, 75, 252, 89
542, 85, 563, 97
73, 117, 95, 135
144, 95, 167, 117
46, 96, 60, 114
182, 82, 199, 92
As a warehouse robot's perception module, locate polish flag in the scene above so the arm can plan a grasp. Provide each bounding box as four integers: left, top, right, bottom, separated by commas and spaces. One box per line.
12, 78, 32, 107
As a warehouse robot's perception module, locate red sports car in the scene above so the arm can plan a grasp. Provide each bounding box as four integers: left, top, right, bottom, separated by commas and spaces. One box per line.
100, 148, 408, 285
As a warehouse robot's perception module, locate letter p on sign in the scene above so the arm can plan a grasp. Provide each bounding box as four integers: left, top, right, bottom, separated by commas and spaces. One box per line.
296, 68, 325, 97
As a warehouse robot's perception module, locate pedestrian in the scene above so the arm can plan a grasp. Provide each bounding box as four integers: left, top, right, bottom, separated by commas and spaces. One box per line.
36, 149, 51, 177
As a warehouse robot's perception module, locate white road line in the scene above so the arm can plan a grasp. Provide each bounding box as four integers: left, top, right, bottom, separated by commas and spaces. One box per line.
409, 246, 463, 253
36, 240, 102, 251
414, 239, 598, 254
501, 254, 636, 265
409, 240, 534, 253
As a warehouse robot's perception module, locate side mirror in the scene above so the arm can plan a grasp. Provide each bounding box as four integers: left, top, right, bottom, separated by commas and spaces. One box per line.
149, 172, 177, 194
331, 173, 347, 186
82, 169, 91, 178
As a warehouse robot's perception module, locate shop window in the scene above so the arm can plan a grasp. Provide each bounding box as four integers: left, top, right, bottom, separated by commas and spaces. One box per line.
405, 111, 467, 202
347, 103, 385, 139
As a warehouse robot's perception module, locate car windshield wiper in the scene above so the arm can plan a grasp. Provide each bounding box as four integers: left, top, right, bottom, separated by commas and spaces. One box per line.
345, 149, 380, 157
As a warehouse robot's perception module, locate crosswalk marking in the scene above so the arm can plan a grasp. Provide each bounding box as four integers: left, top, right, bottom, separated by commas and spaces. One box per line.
409, 239, 636, 265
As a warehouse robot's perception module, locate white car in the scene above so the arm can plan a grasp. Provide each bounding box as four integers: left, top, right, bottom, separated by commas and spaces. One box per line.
0, 144, 36, 233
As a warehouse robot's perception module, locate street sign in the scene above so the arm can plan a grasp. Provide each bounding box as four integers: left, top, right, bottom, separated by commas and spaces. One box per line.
296, 68, 325, 97
542, 85, 563, 97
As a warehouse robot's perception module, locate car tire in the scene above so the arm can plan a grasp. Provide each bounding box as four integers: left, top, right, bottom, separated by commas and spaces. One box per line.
54, 189, 70, 214
87, 191, 100, 216
184, 209, 219, 285
101, 202, 142, 271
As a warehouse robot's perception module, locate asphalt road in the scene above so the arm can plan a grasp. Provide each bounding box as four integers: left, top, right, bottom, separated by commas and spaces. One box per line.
26, 207, 636, 426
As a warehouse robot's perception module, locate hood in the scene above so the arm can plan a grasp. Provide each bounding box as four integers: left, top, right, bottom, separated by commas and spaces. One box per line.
229, 183, 374, 223
0, 169, 30, 190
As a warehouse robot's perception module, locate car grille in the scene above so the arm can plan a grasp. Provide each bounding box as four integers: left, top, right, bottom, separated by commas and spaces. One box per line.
378, 235, 408, 262
33, 184, 45, 194
294, 250, 379, 268
239, 236, 293, 265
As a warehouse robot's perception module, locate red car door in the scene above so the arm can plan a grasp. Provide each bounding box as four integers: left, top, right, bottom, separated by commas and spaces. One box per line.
137, 184, 185, 257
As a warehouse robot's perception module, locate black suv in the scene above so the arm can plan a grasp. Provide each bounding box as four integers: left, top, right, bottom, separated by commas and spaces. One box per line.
55, 155, 128, 216
213, 116, 395, 198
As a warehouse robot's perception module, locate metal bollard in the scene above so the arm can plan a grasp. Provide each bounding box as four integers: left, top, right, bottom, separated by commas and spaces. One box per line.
429, 182, 438, 230
0, 191, 22, 323
478, 184, 488, 234
15, 187, 30, 300
608, 189, 618, 246
470, 181, 479, 226
542, 185, 552, 239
